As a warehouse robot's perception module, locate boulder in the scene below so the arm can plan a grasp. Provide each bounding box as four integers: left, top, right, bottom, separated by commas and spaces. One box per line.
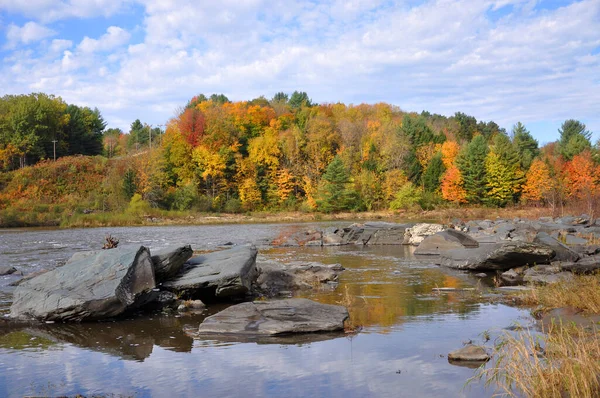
9, 269, 49, 286
414, 229, 479, 255
10, 246, 156, 322
437, 242, 555, 271
197, 298, 348, 336
151, 245, 193, 282
0, 265, 17, 276
403, 223, 445, 246
256, 260, 343, 296
162, 245, 258, 300
523, 264, 574, 285
533, 232, 580, 262
448, 344, 490, 362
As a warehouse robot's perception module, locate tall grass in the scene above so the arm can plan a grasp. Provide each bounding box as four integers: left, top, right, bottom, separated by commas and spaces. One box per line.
517, 273, 600, 314
476, 321, 600, 398
476, 274, 600, 397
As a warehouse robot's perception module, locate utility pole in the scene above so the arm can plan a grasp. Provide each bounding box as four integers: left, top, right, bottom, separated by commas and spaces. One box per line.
52, 140, 57, 161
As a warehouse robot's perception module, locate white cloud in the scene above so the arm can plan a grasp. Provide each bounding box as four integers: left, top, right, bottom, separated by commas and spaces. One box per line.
5, 21, 56, 48
0, 0, 598, 141
77, 26, 131, 53
49, 39, 72, 53
0, 0, 131, 23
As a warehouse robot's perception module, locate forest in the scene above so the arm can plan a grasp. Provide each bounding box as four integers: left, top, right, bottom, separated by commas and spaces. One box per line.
0, 91, 597, 226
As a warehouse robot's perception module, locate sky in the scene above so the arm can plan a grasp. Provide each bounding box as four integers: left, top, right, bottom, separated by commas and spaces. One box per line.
0, 0, 598, 145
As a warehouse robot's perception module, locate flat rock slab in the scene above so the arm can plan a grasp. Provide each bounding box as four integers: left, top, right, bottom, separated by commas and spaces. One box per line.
448, 344, 490, 362
436, 242, 554, 271
10, 246, 156, 322
256, 260, 343, 297
162, 245, 258, 300
198, 298, 348, 336
151, 245, 193, 282
414, 229, 478, 255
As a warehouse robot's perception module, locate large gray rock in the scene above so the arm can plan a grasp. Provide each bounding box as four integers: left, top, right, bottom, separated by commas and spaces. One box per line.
10, 246, 156, 322
437, 242, 555, 271
0, 265, 17, 276
404, 223, 445, 246
151, 245, 193, 282
162, 245, 258, 300
198, 298, 348, 336
256, 260, 343, 296
534, 232, 580, 262
414, 229, 479, 255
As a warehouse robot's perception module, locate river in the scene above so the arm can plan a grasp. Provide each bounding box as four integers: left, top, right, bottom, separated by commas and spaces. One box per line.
0, 223, 532, 397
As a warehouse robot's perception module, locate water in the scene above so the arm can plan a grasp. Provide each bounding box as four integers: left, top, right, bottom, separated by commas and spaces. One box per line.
0, 223, 533, 397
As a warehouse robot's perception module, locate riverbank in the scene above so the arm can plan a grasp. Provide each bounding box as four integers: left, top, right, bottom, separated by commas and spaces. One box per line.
1, 206, 555, 229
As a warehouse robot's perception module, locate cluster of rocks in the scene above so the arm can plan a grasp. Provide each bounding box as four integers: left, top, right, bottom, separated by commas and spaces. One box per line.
271, 215, 600, 285
7, 244, 348, 337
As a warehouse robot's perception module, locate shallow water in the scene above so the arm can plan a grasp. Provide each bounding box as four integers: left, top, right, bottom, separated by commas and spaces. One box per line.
0, 223, 533, 397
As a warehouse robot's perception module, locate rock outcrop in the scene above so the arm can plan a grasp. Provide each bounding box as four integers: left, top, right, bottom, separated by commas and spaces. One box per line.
162, 245, 258, 300
10, 246, 156, 322
437, 242, 555, 271
151, 245, 193, 282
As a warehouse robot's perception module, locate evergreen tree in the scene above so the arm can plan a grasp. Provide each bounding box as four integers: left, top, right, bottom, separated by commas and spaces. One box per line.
558, 119, 591, 160
457, 135, 488, 203
122, 168, 137, 200
422, 152, 445, 192
316, 156, 358, 212
511, 122, 539, 170
288, 91, 313, 109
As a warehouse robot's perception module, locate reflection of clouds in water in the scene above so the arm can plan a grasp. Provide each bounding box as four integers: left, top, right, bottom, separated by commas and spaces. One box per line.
0, 308, 517, 398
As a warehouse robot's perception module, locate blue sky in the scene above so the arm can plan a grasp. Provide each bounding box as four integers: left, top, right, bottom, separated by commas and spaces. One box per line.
0, 0, 598, 145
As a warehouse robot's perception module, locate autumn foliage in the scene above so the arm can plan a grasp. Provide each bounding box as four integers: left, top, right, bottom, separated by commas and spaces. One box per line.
0, 92, 598, 223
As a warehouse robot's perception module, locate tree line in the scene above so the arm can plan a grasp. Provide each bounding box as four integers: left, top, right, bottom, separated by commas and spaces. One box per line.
119, 92, 596, 213
0, 91, 596, 214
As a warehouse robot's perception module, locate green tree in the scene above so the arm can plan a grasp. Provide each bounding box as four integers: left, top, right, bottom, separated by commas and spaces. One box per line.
422, 152, 445, 192
272, 92, 289, 103
289, 91, 313, 109
453, 112, 477, 142
457, 135, 488, 203
63, 105, 106, 156
511, 122, 539, 170
316, 156, 358, 212
209, 94, 230, 104
558, 119, 591, 160
122, 168, 137, 200
128, 119, 146, 148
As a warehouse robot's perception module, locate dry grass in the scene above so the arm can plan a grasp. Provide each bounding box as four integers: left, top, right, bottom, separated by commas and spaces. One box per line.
337, 285, 362, 334
516, 273, 600, 314
475, 321, 600, 398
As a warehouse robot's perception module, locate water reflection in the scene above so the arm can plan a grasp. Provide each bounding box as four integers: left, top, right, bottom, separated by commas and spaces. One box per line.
0, 224, 533, 397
